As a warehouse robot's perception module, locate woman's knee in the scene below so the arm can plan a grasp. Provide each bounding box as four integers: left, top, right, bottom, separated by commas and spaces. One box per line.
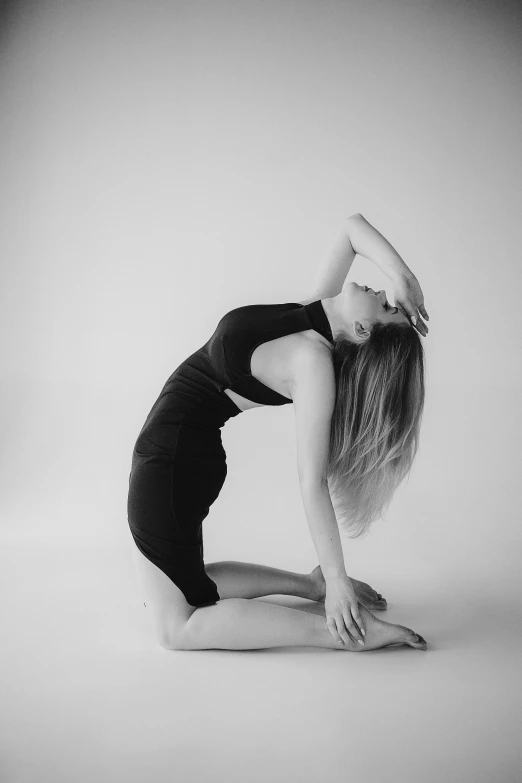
156, 620, 192, 651
148, 602, 198, 650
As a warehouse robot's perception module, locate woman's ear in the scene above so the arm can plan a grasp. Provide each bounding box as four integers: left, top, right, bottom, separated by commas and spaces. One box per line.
354, 320, 371, 341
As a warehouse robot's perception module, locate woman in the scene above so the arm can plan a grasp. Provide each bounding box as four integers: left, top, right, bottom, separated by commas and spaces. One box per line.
127, 213, 429, 653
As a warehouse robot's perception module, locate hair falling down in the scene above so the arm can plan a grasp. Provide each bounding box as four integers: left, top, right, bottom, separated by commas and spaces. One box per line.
326, 321, 426, 537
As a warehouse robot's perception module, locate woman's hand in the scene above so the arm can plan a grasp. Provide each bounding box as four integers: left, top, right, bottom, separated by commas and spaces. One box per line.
390, 273, 430, 337
324, 574, 365, 646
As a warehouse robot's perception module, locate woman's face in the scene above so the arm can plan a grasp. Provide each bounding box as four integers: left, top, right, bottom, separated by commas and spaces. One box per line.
343, 282, 410, 337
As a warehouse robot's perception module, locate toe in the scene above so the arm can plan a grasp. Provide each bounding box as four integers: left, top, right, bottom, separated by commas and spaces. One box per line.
407, 632, 428, 650
363, 593, 387, 610
415, 634, 428, 650
368, 599, 387, 611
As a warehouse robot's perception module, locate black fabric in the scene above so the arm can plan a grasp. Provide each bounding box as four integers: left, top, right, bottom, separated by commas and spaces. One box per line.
127, 299, 333, 607
128, 424, 226, 607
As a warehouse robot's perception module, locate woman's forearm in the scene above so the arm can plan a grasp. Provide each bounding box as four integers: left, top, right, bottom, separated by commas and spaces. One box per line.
347, 213, 413, 281
312, 224, 357, 297
299, 481, 347, 579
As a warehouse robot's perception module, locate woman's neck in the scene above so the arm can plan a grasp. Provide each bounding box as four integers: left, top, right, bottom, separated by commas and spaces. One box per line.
321, 292, 349, 340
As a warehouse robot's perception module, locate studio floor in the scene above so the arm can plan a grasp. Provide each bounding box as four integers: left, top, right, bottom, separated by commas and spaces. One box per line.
2, 542, 521, 783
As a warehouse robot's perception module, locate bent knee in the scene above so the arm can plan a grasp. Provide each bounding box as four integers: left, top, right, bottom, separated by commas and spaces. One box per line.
159, 637, 187, 651
158, 607, 213, 651
157, 624, 192, 651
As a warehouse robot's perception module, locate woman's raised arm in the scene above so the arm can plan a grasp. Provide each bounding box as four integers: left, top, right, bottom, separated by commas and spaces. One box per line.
300, 212, 413, 304
298, 214, 359, 304
347, 213, 430, 334
347, 213, 413, 281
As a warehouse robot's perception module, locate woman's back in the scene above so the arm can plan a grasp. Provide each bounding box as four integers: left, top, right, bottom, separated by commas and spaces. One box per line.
135, 299, 334, 435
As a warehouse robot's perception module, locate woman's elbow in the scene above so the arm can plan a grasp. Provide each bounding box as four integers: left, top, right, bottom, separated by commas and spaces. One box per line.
347, 212, 365, 224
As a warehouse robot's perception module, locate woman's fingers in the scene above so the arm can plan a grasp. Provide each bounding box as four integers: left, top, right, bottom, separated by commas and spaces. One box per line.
412, 298, 429, 331
401, 300, 429, 336
391, 274, 430, 334
326, 616, 344, 645
339, 610, 362, 646
327, 614, 361, 646
344, 608, 364, 645
416, 315, 429, 337
352, 605, 365, 638
335, 616, 354, 647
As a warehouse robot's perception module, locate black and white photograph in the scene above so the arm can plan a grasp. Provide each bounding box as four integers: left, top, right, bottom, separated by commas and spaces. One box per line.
1, 0, 521, 781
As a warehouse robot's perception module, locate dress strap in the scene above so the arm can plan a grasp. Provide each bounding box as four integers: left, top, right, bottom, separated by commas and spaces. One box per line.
303, 300, 334, 343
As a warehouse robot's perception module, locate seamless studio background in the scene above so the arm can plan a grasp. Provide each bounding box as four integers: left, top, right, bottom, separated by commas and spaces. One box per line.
1, 1, 521, 782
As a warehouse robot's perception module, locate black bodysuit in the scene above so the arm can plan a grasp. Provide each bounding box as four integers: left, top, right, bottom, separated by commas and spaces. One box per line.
127, 299, 334, 606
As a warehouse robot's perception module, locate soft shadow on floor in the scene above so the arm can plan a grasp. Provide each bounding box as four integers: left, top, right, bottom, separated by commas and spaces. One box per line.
2, 544, 522, 783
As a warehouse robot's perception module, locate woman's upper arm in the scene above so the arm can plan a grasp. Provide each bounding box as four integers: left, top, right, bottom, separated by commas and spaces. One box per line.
296, 214, 362, 305
289, 343, 336, 486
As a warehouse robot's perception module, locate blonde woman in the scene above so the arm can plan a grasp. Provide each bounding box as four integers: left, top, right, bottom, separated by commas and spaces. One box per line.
127, 213, 429, 652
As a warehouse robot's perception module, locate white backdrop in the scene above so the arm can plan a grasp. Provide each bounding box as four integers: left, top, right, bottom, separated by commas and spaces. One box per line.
1, 2, 521, 780
2, 0, 520, 583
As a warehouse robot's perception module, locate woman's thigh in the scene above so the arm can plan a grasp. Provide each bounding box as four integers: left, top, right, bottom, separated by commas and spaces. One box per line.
130, 544, 195, 648
128, 423, 228, 646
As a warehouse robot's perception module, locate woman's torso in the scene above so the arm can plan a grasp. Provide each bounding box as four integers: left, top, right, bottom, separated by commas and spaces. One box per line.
222, 320, 331, 411
209, 297, 334, 412
134, 298, 334, 441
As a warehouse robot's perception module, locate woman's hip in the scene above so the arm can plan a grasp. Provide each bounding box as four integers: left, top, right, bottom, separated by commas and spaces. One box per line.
128, 423, 228, 535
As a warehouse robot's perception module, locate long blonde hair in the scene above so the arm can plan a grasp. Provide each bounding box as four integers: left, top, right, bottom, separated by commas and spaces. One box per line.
327, 321, 425, 538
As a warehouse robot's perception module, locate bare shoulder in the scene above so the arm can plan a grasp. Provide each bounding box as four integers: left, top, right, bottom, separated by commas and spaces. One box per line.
286, 333, 335, 404
291, 332, 333, 364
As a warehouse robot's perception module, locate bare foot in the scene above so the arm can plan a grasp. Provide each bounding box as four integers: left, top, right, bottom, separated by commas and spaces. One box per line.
333, 603, 427, 652
309, 565, 388, 611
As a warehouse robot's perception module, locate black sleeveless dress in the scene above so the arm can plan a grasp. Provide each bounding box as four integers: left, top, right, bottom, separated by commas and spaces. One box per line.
127, 299, 334, 607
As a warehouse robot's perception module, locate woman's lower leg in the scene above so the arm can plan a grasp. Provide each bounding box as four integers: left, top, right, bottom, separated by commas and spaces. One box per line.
177, 600, 426, 652
205, 560, 316, 600
205, 560, 388, 610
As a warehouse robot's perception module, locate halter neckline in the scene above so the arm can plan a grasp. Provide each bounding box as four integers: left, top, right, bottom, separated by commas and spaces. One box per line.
303, 299, 334, 343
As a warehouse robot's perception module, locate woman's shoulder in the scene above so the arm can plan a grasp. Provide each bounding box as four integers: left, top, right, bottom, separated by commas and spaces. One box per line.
286, 331, 334, 379
286, 333, 336, 411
